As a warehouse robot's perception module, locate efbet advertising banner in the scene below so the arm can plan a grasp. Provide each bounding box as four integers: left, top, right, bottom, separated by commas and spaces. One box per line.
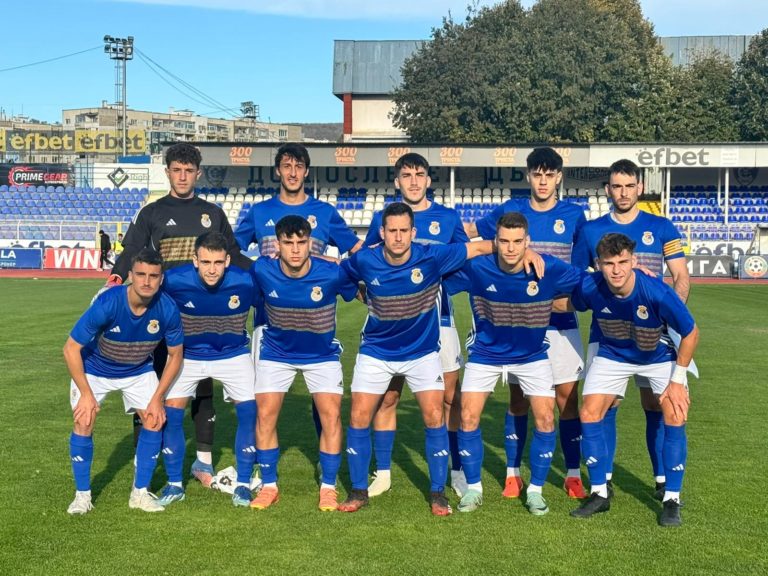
0, 163, 72, 186
0, 128, 146, 154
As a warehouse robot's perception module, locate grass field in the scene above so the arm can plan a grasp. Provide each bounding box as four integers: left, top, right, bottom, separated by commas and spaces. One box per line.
0, 278, 766, 576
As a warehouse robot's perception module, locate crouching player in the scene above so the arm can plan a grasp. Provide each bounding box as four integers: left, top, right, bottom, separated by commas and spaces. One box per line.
569, 233, 698, 527
158, 232, 259, 508
249, 215, 359, 511
445, 212, 582, 515
64, 249, 183, 514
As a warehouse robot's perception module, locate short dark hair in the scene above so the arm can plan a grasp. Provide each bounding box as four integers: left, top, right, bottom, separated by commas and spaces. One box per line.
527, 147, 563, 172
274, 143, 310, 168
496, 211, 529, 234
194, 231, 229, 254
596, 233, 636, 259
382, 201, 414, 228
394, 153, 429, 176
608, 159, 641, 181
132, 248, 163, 268
275, 215, 312, 240
165, 143, 202, 168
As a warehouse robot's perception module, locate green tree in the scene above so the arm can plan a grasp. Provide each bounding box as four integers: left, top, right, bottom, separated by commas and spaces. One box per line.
733, 29, 768, 141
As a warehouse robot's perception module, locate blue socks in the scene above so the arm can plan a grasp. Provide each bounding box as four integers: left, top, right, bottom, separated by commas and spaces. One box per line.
424, 425, 449, 493
448, 430, 461, 472
235, 400, 257, 484
504, 412, 528, 468
581, 420, 608, 489
603, 406, 618, 477
70, 432, 93, 492
319, 451, 341, 486
663, 424, 687, 492
373, 430, 395, 471
257, 447, 280, 484
645, 409, 665, 478
529, 429, 556, 488
457, 428, 484, 485
558, 417, 582, 471
135, 427, 162, 489
162, 406, 186, 483
346, 426, 371, 490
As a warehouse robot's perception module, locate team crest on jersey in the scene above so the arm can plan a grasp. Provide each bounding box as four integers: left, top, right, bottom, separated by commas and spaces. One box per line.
636, 305, 649, 320
147, 319, 160, 334
642, 231, 654, 246
526, 281, 539, 296
311, 286, 323, 302
228, 295, 241, 309
201, 214, 212, 229
553, 219, 565, 234
307, 215, 318, 229
411, 268, 424, 284
429, 221, 441, 235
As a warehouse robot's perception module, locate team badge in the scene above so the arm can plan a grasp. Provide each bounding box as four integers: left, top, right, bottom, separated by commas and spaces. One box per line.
642, 231, 654, 246
147, 319, 160, 334
526, 281, 539, 296
553, 219, 565, 234
307, 215, 318, 229
636, 305, 649, 320
429, 221, 441, 235
311, 286, 323, 302
201, 214, 212, 229
411, 268, 424, 284
228, 295, 241, 309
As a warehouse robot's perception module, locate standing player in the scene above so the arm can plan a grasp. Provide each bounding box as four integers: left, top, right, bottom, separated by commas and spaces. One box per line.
235, 143, 362, 436
156, 232, 258, 508
568, 234, 698, 527
336, 202, 506, 516
362, 152, 470, 498
64, 249, 183, 514
249, 216, 359, 512
108, 143, 252, 487
447, 212, 583, 515
572, 159, 690, 498
465, 147, 588, 499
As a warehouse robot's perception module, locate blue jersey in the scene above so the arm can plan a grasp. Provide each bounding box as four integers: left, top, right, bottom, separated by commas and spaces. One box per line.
571, 271, 695, 365
446, 254, 582, 365
252, 256, 358, 364
340, 243, 467, 361
571, 210, 684, 274
70, 286, 183, 379
162, 264, 255, 361
364, 202, 468, 327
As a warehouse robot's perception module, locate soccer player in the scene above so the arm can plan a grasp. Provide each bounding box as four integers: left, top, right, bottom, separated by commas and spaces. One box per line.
572, 159, 690, 498
362, 152, 470, 498
447, 212, 583, 515
64, 249, 183, 514
235, 143, 362, 437
248, 216, 359, 512
466, 147, 588, 499
568, 233, 698, 527
336, 202, 531, 516
156, 232, 259, 508
108, 142, 252, 487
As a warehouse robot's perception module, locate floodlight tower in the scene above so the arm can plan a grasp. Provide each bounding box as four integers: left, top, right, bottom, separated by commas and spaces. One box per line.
103, 35, 134, 157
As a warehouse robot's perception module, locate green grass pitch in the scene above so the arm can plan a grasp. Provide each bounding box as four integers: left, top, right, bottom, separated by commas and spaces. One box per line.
0, 279, 766, 575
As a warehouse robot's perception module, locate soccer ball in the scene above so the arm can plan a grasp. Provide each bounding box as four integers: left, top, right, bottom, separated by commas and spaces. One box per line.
743, 256, 767, 278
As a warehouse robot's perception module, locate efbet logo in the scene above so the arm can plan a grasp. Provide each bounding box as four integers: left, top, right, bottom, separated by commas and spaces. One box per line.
636, 147, 710, 167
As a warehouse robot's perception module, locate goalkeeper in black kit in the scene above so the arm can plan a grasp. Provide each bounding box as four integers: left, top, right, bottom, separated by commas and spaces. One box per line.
107, 142, 253, 487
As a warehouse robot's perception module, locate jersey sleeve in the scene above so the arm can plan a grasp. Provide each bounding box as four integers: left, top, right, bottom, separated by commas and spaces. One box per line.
162, 303, 184, 348
660, 219, 685, 261
475, 203, 506, 240
550, 257, 585, 296
658, 283, 696, 337
571, 225, 593, 270
570, 272, 597, 312
70, 297, 113, 345
432, 243, 468, 276
328, 208, 361, 254
340, 253, 362, 284
336, 266, 361, 302
234, 206, 256, 251
111, 204, 154, 281
216, 208, 253, 271
442, 261, 472, 296
363, 211, 383, 247
450, 211, 470, 243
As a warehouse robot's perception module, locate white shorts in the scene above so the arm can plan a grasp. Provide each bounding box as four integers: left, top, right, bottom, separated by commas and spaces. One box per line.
255, 360, 344, 395
251, 325, 265, 364
439, 326, 462, 372
546, 328, 584, 384
351, 352, 444, 395
583, 356, 688, 398
461, 360, 555, 398
586, 342, 652, 390
167, 354, 255, 402
70, 372, 158, 414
